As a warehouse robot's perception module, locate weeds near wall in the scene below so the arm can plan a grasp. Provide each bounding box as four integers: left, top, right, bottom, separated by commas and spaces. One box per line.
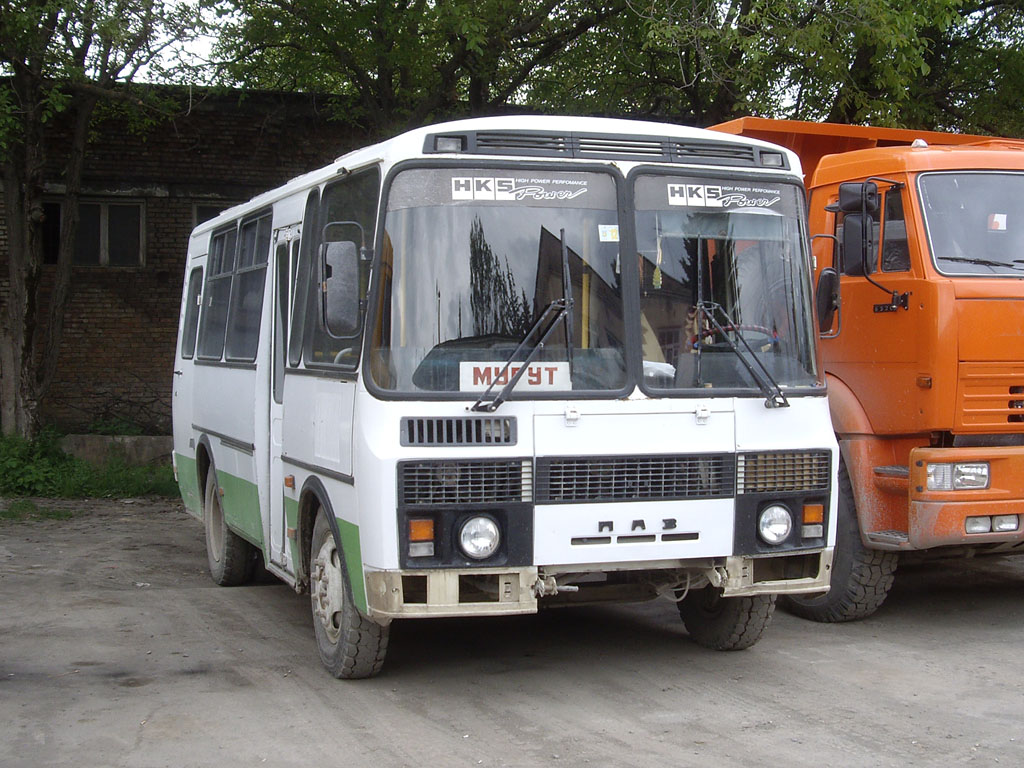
0, 430, 178, 498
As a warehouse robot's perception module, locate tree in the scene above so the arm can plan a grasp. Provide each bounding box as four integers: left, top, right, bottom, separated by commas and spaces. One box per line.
212, 0, 628, 136
621, 0, 1024, 135
0, 0, 208, 437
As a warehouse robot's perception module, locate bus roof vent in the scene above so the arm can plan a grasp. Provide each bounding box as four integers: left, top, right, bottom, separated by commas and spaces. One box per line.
425, 130, 773, 167
671, 140, 759, 165
400, 416, 517, 447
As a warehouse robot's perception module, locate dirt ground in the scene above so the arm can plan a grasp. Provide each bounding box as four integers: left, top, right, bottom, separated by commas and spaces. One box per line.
1, 497, 1022, 768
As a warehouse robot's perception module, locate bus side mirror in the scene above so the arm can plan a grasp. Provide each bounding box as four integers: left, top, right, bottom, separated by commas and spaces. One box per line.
838, 181, 879, 214
816, 267, 840, 333
322, 240, 360, 337
842, 212, 875, 276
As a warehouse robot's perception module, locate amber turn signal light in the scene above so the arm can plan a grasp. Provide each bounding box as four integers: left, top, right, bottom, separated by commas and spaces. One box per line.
408, 518, 435, 542
802, 503, 824, 524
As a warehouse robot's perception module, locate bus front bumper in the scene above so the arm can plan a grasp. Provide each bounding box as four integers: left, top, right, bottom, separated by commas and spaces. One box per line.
363, 549, 833, 619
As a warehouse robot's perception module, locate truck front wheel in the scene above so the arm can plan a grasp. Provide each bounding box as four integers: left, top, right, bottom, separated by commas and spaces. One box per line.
780, 460, 897, 622
678, 587, 775, 651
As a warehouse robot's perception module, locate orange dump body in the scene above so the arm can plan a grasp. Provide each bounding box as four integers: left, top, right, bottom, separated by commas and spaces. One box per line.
712, 117, 1024, 553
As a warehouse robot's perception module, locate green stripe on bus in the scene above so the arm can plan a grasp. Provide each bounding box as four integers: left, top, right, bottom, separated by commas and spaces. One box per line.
175, 453, 201, 517
215, 470, 264, 547
337, 518, 367, 615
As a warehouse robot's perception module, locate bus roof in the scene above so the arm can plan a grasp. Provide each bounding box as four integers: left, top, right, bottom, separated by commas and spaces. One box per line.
192, 114, 804, 240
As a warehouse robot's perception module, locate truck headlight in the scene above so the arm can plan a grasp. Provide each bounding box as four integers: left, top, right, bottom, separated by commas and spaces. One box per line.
926, 462, 990, 491
459, 516, 500, 560
758, 504, 792, 545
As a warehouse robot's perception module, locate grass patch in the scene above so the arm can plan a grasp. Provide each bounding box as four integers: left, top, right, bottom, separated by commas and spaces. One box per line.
0, 430, 179, 498
0, 499, 73, 521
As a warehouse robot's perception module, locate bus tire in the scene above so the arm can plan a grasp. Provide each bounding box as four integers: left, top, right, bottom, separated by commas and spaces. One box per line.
779, 460, 897, 622
204, 469, 255, 586
310, 511, 388, 679
678, 587, 775, 651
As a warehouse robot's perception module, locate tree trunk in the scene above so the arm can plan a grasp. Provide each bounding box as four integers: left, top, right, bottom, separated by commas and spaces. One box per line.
0, 75, 97, 438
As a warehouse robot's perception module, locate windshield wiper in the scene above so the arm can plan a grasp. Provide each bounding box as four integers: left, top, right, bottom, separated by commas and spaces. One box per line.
470, 298, 573, 412
696, 300, 789, 409
938, 256, 1024, 271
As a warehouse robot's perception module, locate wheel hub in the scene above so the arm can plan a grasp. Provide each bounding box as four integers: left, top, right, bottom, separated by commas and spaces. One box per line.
311, 538, 345, 643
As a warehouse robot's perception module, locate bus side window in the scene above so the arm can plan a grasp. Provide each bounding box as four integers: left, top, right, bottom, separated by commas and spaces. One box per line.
881, 189, 910, 272
289, 190, 319, 367
197, 225, 237, 360
180, 267, 203, 359
225, 212, 272, 362
273, 241, 289, 404
304, 167, 381, 369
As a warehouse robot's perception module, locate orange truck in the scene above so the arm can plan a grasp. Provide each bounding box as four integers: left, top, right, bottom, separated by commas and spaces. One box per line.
712, 117, 1024, 620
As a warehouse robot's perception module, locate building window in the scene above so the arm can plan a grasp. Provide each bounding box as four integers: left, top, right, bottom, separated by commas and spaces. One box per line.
42, 199, 145, 266
194, 203, 238, 228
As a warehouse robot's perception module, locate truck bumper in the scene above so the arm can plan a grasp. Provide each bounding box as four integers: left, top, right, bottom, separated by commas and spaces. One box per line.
907, 447, 1024, 549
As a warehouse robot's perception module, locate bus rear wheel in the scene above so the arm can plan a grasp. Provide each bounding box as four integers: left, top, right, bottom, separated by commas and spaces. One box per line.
310, 511, 388, 679
204, 469, 255, 586
678, 586, 775, 651
779, 460, 897, 622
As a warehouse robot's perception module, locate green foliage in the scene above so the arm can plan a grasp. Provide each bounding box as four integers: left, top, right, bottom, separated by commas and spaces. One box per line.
0, 431, 179, 498
213, 0, 1023, 136
0, 499, 73, 521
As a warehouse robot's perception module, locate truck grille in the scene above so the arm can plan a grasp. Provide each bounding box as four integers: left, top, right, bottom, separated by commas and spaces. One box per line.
535, 454, 735, 504
737, 451, 831, 493
956, 364, 1024, 429
399, 459, 531, 505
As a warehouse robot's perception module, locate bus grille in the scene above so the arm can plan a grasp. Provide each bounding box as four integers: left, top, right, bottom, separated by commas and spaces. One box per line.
535, 454, 735, 504
400, 416, 517, 446
737, 451, 831, 494
399, 459, 532, 505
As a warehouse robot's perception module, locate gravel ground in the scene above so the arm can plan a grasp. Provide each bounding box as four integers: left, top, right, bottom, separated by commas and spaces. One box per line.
1, 497, 1023, 767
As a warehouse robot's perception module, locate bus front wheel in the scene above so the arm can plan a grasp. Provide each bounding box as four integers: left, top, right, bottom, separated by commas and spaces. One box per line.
309, 511, 389, 679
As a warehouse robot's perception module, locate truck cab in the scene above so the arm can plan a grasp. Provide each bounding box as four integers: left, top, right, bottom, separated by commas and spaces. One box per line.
713, 117, 1024, 620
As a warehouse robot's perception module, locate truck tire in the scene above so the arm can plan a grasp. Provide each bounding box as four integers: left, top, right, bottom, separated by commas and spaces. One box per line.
310, 511, 389, 679
204, 469, 255, 586
678, 586, 775, 651
780, 460, 897, 622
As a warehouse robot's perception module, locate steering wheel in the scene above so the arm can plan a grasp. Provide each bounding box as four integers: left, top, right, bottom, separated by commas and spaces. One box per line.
694, 324, 777, 350
333, 347, 355, 364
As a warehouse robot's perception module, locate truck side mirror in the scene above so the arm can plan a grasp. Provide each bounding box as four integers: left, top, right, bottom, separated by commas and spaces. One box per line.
841, 212, 875, 276
321, 240, 360, 337
815, 267, 840, 333
838, 181, 879, 214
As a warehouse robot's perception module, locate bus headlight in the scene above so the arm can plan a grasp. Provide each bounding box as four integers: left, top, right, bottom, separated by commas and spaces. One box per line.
927, 462, 990, 491
758, 505, 792, 545
459, 516, 500, 560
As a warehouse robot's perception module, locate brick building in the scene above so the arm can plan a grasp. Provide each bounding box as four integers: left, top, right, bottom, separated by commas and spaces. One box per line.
0, 88, 363, 433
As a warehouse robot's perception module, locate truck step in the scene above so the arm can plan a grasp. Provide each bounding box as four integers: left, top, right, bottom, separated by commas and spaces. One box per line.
873, 465, 909, 478
866, 529, 909, 545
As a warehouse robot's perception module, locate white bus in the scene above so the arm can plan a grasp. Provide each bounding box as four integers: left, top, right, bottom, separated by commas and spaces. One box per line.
172, 115, 838, 678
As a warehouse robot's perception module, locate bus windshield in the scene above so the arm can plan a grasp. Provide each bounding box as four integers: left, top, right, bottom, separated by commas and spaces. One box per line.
633, 175, 818, 391
370, 167, 626, 395
919, 171, 1024, 276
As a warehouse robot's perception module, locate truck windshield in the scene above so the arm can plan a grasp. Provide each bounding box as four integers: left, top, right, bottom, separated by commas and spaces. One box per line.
369, 167, 626, 395
632, 174, 818, 391
919, 171, 1024, 276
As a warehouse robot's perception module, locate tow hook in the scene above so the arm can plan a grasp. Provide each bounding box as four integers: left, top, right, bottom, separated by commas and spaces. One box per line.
533, 576, 580, 597
703, 566, 728, 588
